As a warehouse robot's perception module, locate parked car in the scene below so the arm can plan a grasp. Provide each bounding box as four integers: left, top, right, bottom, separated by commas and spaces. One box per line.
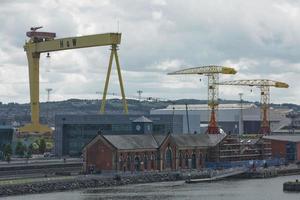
43, 152, 55, 158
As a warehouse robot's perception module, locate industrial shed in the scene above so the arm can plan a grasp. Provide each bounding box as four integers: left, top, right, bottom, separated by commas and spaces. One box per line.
82, 133, 226, 173
263, 135, 300, 162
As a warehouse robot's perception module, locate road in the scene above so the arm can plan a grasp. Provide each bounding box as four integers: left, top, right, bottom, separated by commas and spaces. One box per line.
0, 157, 83, 180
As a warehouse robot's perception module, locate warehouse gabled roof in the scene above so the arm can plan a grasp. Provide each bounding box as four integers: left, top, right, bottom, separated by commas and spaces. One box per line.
153, 134, 168, 146
171, 133, 226, 148
104, 134, 159, 150
263, 134, 300, 143
208, 134, 228, 146
84, 133, 227, 152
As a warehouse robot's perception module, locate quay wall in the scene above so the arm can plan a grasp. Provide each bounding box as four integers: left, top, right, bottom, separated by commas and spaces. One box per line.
0, 172, 188, 197
1, 166, 300, 197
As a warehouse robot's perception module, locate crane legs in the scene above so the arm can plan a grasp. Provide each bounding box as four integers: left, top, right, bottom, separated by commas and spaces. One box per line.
100, 45, 128, 114
19, 51, 52, 133
20, 44, 128, 134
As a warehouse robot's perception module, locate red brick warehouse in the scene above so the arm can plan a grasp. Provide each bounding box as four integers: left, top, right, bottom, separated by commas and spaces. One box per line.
83, 133, 225, 173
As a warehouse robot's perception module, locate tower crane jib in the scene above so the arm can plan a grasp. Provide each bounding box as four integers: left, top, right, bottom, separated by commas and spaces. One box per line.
217, 79, 289, 135
168, 65, 237, 134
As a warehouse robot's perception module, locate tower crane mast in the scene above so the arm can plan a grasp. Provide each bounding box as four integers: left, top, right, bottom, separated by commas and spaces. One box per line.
168, 65, 237, 134
217, 79, 289, 135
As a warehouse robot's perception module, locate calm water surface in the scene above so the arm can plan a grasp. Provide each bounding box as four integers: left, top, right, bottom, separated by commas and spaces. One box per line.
2, 175, 300, 200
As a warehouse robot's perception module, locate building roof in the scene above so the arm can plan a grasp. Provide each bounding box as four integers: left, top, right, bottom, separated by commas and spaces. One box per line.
104, 134, 159, 150
208, 134, 228, 146
132, 116, 152, 123
153, 134, 167, 146
164, 103, 257, 111
171, 134, 226, 148
84, 132, 227, 152
263, 135, 300, 143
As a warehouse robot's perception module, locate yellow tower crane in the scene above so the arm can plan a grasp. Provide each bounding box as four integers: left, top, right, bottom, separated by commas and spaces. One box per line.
21, 27, 128, 134
168, 65, 237, 134
217, 79, 289, 135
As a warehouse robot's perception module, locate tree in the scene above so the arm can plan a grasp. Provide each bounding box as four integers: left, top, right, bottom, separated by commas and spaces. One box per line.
15, 141, 26, 157
39, 138, 46, 154
3, 144, 12, 163
26, 144, 33, 159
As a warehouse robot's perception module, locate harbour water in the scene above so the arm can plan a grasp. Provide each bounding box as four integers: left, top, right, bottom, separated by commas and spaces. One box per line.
2, 175, 300, 200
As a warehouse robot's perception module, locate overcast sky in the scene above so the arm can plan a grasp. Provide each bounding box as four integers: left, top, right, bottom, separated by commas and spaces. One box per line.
0, 0, 299, 104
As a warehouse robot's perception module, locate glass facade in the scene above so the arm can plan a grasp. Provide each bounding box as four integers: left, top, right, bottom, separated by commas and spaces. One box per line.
56, 114, 183, 157
112, 124, 131, 132
153, 124, 166, 134
62, 124, 135, 156
0, 127, 13, 152
62, 124, 112, 156
244, 121, 261, 134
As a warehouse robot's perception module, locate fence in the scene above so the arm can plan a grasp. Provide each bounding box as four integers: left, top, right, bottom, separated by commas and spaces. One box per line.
205, 158, 286, 169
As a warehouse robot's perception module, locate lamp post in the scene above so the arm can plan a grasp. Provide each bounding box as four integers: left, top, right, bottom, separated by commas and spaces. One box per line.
239, 93, 244, 135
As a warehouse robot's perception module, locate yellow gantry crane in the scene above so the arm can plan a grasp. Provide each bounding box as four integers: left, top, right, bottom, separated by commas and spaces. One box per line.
217, 79, 289, 135
168, 65, 237, 134
21, 27, 128, 134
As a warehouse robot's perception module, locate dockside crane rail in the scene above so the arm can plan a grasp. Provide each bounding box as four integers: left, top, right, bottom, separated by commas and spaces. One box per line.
168, 65, 237, 134
21, 27, 128, 134
217, 79, 289, 135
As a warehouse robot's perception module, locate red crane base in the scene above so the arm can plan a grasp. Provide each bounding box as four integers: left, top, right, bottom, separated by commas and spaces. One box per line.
207, 125, 220, 134
206, 109, 220, 134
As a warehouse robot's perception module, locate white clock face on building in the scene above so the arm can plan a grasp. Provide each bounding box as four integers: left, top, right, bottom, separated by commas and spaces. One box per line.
136, 125, 141, 131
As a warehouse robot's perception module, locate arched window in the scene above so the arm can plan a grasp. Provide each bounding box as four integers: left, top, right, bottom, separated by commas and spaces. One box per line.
134, 155, 141, 171
185, 153, 189, 168
150, 152, 155, 170
165, 148, 172, 169
191, 153, 196, 169
144, 153, 148, 170
119, 153, 124, 171
126, 154, 131, 171
199, 153, 203, 166
179, 151, 183, 168
205, 153, 208, 162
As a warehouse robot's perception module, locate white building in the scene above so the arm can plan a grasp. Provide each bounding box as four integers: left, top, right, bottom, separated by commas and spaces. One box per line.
150, 103, 291, 134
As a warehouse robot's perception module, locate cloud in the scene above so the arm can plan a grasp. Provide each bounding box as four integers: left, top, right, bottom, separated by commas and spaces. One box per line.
0, 0, 299, 104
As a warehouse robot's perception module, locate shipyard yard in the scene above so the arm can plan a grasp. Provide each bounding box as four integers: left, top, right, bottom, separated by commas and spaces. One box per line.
2, 0, 300, 199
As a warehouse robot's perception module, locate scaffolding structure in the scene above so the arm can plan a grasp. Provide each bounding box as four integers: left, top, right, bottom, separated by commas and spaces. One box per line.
208, 135, 272, 162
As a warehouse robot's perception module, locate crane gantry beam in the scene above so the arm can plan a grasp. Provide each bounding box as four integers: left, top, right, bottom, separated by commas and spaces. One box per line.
168, 65, 237, 134
21, 27, 128, 134
217, 79, 289, 135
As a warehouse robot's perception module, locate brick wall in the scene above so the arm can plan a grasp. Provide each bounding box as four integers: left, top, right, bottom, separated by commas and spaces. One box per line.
117, 150, 159, 172
159, 135, 207, 171
270, 140, 287, 158
85, 138, 115, 172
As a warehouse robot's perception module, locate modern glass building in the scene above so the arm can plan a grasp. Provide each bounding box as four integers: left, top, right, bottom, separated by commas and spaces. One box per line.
0, 126, 14, 152
54, 114, 183, 157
